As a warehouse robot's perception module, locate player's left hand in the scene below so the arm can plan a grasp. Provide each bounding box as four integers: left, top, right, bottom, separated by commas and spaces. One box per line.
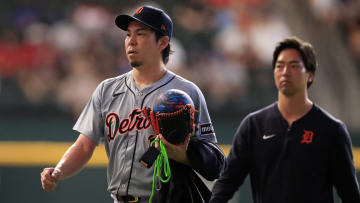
156, 133, 191, 165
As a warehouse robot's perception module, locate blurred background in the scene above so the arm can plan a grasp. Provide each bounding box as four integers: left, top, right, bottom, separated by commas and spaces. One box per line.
1, 0, 360, 202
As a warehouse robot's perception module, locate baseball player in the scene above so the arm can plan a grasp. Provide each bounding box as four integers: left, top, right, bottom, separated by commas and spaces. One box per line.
40, 5, 225, 203
209, 37, 360, 203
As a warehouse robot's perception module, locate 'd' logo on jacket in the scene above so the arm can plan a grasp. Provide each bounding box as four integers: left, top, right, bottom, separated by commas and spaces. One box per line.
301, 130, 314, 144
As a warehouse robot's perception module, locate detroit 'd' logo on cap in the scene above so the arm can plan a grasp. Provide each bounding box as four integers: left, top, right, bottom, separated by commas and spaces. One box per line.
135, 7, 143, 15
161, 24, 166, 31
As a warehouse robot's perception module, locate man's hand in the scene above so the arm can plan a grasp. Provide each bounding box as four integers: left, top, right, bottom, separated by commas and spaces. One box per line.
40, 167, 62, 191
156, 133, 191, 165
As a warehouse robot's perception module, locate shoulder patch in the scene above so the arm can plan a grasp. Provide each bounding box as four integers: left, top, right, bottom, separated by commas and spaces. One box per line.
199, 123, 214, 135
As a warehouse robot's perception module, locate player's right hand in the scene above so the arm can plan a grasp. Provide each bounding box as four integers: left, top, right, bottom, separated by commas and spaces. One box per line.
40, 167, 61, 191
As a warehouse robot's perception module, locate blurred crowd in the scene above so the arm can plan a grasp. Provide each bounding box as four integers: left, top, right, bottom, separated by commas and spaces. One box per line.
0, 0, 358, 118
306, 0, 360, 72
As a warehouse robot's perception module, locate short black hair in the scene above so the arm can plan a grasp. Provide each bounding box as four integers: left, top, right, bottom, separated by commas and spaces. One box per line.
272, 36, 317, 87
154, 31, 173, 65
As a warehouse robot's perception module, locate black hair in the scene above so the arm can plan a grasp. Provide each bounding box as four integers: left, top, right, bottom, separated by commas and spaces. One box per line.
272, 36, 317, 88
154, 31, 173, 65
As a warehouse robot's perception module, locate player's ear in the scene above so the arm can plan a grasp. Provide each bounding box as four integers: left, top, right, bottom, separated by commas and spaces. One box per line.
158, 36, 169, 51
307, 71, 314, 84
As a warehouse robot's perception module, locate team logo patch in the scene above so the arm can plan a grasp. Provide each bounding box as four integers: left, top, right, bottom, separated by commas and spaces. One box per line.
161, 24, 166, 31
200, 123, 214, 135
301, 130, 314, 144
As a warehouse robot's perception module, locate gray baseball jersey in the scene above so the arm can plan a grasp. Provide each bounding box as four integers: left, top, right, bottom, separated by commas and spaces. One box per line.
73, 70, 217, 199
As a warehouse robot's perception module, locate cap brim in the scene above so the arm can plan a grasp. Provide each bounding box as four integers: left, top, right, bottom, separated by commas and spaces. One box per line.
115, 15, 136, 31
115, 14, 164, 35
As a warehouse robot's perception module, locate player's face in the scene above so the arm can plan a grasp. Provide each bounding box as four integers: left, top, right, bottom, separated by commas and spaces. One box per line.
125, 21, 162, 68
274, 49, 313, 97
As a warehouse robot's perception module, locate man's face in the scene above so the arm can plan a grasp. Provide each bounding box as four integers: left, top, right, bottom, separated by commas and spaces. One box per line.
124, 21, 161, 67
274, 48, 313, 97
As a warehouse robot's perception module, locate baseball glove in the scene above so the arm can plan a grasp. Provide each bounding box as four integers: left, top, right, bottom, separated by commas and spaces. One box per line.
143, 89, 196, 145
139, 89, 196, 168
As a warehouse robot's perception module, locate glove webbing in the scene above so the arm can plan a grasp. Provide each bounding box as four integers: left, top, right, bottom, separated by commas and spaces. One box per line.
143, 104, 196, 144
149, 139, 171, 203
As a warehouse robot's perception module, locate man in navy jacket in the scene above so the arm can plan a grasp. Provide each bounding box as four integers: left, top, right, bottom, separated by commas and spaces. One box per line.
210, 37, 360, 203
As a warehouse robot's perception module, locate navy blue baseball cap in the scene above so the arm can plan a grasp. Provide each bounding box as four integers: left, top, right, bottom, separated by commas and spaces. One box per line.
115, 6, 173, 40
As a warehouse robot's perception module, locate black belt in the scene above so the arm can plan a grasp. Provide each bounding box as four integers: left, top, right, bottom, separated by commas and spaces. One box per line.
116, 194, 140, 203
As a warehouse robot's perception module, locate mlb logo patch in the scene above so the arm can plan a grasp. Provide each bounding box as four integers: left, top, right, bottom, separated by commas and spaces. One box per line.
200, 123, 214, 135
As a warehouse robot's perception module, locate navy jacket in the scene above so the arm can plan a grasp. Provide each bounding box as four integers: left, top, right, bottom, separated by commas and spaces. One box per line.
210, 103, 360, 203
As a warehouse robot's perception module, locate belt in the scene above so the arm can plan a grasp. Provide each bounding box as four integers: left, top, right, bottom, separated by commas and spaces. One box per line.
116, 194, 140, 203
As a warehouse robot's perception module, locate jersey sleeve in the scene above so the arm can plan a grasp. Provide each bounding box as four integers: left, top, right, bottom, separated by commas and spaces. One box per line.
210, 115, 251, 203
331, 122, 360, 202
192, 85, 217, 143
73, 81, 105, 145
184, 83, 225, 181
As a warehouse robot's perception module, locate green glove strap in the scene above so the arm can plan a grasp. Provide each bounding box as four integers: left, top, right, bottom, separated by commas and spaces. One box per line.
149, 139, 172, 203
